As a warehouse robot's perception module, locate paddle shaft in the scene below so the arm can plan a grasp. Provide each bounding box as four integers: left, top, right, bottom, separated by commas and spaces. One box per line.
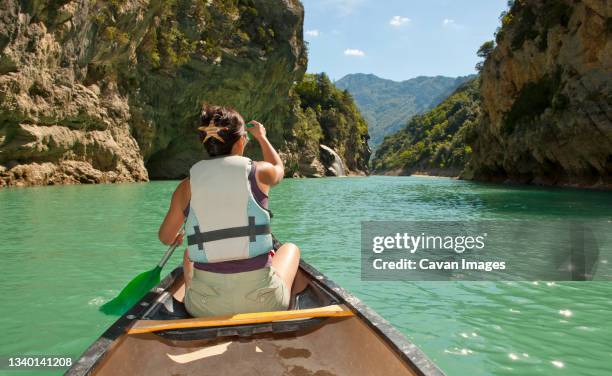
158, 229, 185, 268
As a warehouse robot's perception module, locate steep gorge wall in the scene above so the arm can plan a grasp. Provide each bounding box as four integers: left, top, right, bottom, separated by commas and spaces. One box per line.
466, 0, 611, 187
288, 73, 370, 177
0, 0, 343, 187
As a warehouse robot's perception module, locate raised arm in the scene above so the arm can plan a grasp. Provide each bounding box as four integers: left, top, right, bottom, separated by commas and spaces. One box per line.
158, 179, 190, 245
248, 121, 284, 186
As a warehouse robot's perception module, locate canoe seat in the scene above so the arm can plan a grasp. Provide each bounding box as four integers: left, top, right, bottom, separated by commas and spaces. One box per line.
149, 279, 334, 321
132, 275, 347, 341
129, 304, 352, 337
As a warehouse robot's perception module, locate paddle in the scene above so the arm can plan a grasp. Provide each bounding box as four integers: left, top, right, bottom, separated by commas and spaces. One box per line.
100, 229, 185, 315
246, 120, 255, 139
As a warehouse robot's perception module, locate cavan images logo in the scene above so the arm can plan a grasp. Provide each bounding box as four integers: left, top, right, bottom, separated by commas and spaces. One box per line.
361, 221, 610, 281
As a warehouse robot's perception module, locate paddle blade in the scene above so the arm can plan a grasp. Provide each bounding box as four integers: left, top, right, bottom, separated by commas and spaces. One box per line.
100, 266, 162, 316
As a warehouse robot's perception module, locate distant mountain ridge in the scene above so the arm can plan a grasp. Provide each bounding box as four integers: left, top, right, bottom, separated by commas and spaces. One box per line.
335, 73, 475, 148
372, 77, 481, 176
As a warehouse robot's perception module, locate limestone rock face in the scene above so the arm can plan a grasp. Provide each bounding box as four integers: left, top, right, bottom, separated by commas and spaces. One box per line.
319, 144, 346, 176
467, 0, 612, 188
0, 0, 307, 187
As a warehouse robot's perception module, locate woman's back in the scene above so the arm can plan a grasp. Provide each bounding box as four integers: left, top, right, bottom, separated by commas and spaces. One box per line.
157, 104, 300, 317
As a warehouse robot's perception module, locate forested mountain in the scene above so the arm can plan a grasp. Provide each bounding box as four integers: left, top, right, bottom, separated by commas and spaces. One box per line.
335, 73, 473, 148
372, 78, 480, 176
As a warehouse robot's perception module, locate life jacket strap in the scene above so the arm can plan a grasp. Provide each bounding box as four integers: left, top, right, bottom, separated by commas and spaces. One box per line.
187, 216, 271, 250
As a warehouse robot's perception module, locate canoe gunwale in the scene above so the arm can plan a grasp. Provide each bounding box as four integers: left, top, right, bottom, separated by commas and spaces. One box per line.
67, 261, 445, 376
297, 261, 445, 376
65, 268, 183, 376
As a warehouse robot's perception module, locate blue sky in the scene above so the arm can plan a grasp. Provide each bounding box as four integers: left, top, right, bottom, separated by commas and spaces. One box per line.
302, 0, 509, 81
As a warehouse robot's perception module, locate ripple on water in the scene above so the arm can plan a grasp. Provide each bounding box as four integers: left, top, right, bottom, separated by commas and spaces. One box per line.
88, 297, 106, 307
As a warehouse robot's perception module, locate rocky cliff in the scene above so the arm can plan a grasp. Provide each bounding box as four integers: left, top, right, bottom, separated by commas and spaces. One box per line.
0, 0, 365, 187
465, 0, 611, 187
287, 73, 370, 177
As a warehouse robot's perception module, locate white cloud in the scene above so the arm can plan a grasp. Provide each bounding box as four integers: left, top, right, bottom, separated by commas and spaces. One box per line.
344, 48, 365, 57
305, 29, 320, 37
442, 18, 465, 29
389, 16, 411, 27
331, 0, 366, 16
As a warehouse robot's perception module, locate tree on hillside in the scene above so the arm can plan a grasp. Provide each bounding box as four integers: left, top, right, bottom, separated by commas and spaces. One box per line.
475, 40, 495, 72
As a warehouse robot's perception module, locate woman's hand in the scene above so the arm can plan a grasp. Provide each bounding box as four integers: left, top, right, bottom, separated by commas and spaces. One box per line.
175, 231, 184, 246
247, 120, 266, 140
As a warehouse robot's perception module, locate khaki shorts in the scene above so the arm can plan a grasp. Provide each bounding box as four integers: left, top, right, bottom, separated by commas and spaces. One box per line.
185, 266, 290, 317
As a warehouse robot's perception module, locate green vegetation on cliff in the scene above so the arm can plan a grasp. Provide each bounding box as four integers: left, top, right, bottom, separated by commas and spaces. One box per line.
284, 73, 370, 176
372, 78, 480, 175
0, 0, 313, 186
1, 0, 373, 186
91, 0, 282, 74
496, 0, 573, 51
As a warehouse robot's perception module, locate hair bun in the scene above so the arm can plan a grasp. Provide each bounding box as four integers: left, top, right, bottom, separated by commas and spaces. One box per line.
198, 122, 229, 143
198, 103, 245, 156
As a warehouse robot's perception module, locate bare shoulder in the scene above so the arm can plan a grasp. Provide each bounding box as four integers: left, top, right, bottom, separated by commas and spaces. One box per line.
254, 160, 283, 186
253, 160, 273, 171
178, 178, 190, 190
254, 160, 276, 177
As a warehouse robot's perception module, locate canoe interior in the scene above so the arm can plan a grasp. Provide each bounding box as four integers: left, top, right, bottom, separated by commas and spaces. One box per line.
91, 269, 419, 375
70, 262, 443, 375
92, 319, 418, 376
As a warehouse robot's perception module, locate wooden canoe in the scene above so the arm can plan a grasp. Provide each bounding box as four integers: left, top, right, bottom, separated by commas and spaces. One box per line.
67, 261, 444, 376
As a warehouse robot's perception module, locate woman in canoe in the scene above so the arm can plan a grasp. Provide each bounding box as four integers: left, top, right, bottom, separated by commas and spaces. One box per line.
157, 104, 300, 317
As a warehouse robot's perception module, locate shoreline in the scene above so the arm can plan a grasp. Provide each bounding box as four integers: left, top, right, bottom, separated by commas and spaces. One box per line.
370, 169, 612, 191
2, 172, 611, 192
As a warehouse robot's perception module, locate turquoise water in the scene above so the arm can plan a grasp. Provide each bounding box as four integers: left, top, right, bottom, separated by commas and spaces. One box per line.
0, 176, 611, 375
